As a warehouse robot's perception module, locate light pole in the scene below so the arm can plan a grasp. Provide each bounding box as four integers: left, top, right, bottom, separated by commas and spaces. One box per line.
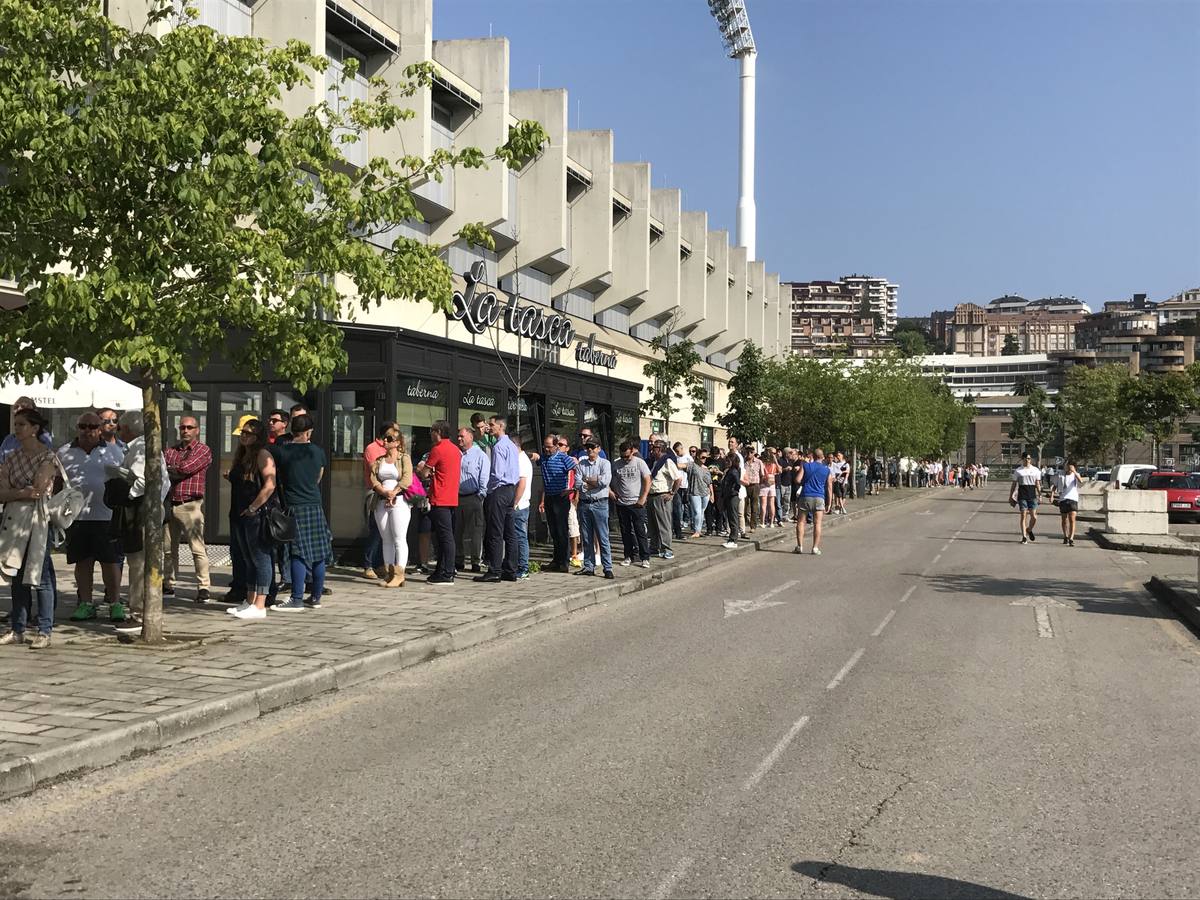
708, 0, 757, 260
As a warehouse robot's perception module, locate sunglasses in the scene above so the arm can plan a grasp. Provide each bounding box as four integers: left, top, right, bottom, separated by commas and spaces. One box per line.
77, 424, 100, 430
268, 417, 285, 424
179, 424, 198, 430
100, 418, 117, 425
383, 435, 399, 442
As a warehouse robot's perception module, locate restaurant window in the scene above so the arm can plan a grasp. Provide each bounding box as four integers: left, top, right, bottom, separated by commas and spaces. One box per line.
547, 398, 578, 443
582, 403, 612, 456
328, 389, 376, 542
699, 426, 715, 449
614, 408, 638, 448
215, 389, 263, 541
650, 418, 666, 436
396, 376, 447, 464
458, 383, 500, 432
165, 391, 209, 446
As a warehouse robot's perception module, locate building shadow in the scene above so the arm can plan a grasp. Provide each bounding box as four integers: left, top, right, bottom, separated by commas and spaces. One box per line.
919, 572, 1169, 620
792, 861, 1031, 900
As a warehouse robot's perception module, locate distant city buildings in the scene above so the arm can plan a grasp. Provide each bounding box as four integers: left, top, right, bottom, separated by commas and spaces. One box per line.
784, 274, 899, 356
929, 295, 1089, 357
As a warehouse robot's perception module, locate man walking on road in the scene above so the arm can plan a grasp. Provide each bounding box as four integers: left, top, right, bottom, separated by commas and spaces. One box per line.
1010, 452, 1042, 544
162, 415, 213, 602
795, 447, 833, 556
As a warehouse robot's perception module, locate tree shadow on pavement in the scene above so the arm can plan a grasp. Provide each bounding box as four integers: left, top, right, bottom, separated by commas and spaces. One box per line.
792, 861, 1031, 900
915, 572, 1170, 620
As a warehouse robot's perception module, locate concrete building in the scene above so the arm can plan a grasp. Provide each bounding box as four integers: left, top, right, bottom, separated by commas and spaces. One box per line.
52, 0, 790, 550
916, 354, 1055, 398
785, 275, 900, 336
1155, 287, 1200, 327
932, 300, 1085, 357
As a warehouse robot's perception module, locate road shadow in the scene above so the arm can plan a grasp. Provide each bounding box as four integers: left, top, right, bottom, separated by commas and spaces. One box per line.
919, 572, 1169, 620
793, 861, 1031, 900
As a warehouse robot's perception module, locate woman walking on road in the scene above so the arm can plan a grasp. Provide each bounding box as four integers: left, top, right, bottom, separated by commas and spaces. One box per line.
226, 418, 277, 620
370, 428, 413, 588
1054, 462, 1081, 547
0, 408, 60, 648
273, 414, 332, 609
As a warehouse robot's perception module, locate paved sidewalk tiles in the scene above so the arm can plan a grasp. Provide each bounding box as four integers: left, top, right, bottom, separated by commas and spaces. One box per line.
0, 489, 927, 800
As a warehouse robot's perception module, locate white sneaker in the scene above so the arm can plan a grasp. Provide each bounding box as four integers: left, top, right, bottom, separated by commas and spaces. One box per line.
722, 541, 738, 549
640, 560, 651, 569
811, 547, 822, 556
226, 601, 251, 615
620, 558, 632, 567
232, 605, 266, 620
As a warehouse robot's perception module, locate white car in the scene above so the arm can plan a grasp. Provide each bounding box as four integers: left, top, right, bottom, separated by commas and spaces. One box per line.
1112, 464, 1156, 488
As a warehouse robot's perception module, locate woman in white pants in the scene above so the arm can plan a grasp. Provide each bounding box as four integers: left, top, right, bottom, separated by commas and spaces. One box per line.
369, 428, 413, 588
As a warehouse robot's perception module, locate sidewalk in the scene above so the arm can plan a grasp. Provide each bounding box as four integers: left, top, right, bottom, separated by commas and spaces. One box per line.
0, 487, 929, 800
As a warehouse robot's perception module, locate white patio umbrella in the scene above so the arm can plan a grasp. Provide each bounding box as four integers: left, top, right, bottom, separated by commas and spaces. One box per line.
0, 359, 143, 410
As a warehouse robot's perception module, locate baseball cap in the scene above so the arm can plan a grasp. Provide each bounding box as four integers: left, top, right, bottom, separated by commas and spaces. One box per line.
232, 414, 259, 436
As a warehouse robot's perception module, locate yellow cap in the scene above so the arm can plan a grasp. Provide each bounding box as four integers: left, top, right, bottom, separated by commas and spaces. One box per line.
232, 414, 259, 436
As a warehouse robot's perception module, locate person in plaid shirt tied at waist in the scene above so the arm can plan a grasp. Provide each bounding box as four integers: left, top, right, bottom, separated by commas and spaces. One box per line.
163, 415, 213, 603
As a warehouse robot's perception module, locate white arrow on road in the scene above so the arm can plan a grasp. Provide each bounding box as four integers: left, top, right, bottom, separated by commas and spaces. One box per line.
1010, 595, 1071, 638
724, 580, 800, 618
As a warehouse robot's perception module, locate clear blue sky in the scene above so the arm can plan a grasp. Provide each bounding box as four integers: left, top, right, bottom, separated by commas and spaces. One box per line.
433, 0, 1200, 318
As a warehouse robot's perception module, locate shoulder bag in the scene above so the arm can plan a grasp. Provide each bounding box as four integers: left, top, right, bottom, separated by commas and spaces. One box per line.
45, 452, 85, 530
257, 454, 297, 543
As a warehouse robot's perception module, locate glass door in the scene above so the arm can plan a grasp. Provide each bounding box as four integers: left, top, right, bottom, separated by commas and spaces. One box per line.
329, 388, 378, 544
215, 388, 264, 541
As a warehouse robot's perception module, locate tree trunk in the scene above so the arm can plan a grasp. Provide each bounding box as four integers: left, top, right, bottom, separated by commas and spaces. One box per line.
140, 370, 166, 644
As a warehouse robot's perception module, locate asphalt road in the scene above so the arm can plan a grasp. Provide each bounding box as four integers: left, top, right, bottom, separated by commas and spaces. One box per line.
2, 489, 1199, 900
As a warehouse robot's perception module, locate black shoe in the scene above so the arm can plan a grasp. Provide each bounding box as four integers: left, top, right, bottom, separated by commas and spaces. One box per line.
426, 574, 454, 585
474, 573, 502, 583
471, 564, 482, 573
162, 585, 176, 598
603, 571, 615, 580
546, 563, 569, 573
1027, 530, 1036, 542
195, 589, 212, 604
220, 590, 245, 604
500, 574, 518, 582
574, 569, 595, 576
322, 587, 332, 596
1068, 538, 1075, 546
1063, 538, 1069, 545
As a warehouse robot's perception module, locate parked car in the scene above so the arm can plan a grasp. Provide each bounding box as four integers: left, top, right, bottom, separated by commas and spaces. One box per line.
1144, 471, 1200, 522
1112, 464, 1156, 488
1094, 470, 1111, 482
1128, 470, 1152, 490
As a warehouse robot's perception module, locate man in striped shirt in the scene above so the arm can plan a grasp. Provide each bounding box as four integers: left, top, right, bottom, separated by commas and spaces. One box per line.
539, 433, 577, 572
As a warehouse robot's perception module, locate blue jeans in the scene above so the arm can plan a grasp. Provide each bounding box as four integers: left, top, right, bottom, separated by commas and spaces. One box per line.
514, 507, 530, 576
578, 500, 612, 573
689, 494, 709, 533
233, 514, 274, 596
10, 534, 56, 636
364, 508, 383, 570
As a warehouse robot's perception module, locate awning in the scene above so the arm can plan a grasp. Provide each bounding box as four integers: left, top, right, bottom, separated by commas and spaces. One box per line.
0, 360, 143, 410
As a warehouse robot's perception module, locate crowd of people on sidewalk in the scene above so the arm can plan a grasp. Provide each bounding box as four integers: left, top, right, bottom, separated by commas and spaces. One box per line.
2, 389, 1005, 641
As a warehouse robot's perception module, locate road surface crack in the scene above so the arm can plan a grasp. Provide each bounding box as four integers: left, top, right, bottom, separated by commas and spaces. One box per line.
809, 748, 915, 890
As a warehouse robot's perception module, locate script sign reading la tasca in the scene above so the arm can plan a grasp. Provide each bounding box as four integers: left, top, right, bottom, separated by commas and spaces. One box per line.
448, 262, 575, 349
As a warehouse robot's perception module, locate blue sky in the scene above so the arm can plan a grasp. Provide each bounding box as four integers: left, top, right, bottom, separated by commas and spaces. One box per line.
433, 0, 1200, 317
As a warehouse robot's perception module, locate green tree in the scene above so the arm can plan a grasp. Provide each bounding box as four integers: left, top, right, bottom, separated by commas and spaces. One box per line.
0, 0, 547, 642
1007, 384, 1060, 464
1001, 334, 1020, 356
1058, 365, 1143, 466
1128, 372, 1196, 466
718, 342, 769, 442
894, 329, 927, 358
640, 312, 708, 424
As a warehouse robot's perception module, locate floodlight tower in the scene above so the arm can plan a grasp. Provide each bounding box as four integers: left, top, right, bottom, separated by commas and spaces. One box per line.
708, 0, 757, 260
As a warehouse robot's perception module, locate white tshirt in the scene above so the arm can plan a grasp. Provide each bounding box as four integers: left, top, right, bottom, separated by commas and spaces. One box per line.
516, 451, 533, 510
1057, 472, 1081, 502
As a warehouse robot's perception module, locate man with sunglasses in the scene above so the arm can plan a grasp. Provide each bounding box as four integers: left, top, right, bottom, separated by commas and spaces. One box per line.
57, 412, 126, 621
266, 409, 291, 445
95, 407, 127, 452
162, 416, 213, 602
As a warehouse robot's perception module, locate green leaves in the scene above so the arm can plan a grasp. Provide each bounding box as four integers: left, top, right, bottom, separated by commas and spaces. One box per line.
641, 314, 709, 424
1007, 384, 1061, 462
718, 342, 769, 443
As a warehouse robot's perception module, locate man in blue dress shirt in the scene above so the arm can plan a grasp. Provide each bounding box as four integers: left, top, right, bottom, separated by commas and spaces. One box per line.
455, 427, 490, 573
476, 415, 520, 582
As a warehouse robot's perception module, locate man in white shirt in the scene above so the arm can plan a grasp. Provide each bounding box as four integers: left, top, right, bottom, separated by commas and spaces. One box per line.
1009, 453, 1043, 544
513, 434, 533, 579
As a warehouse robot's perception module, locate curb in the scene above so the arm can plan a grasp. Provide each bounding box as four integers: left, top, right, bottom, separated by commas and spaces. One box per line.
1146, 575, 1200, 635
0, 488, 929, 803
1089, 528, 1200, 557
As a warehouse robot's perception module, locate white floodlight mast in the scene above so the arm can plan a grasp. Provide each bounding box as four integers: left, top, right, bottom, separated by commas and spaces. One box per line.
708, 0, 757, 261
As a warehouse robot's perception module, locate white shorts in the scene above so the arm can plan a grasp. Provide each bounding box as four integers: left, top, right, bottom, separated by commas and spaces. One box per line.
568, 503, 580, 539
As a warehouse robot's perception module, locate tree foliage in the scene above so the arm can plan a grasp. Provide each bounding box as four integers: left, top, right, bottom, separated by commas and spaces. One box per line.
1001, 334, 1020, 356
0, 0, 547, 640
1006, 384, 1061, 463
717, 342, 769, 443
1058, 365, 1143, 465
1128, 372, 1196, 464
640, 312, 708, 424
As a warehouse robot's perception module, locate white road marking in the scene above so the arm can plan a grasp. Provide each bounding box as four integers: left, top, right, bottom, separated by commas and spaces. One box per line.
724, 579, 800, 618
650, 856, 696, 900
1035, 607, 1054, 638
826, 648, 866, 690
743, 715, 810, 790
871, 609, 897, 637
930, 553, 942, 565
1118, 553, 1149, 566
899, 585, 917, 604
940, 542, 951, 552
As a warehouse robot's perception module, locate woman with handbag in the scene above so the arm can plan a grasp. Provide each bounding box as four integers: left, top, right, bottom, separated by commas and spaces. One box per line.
225, 418, 278, 620
272, 414, 332, 610
0, 408, 61, 649
369, 428, 414, 588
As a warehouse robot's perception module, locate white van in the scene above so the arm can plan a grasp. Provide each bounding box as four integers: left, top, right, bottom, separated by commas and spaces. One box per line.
1111, 464, 1156, 488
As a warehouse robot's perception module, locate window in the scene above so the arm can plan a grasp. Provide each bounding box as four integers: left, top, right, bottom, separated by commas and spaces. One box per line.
191, 0, 252, 36
458, 384, 500, 432
325, 36, 369, 168
699, 426, 714, 448
1001, 441, 1024, 459
395, 376, 447, 463
650, 419, 666, 436
547, 399, 578, 440
704, 377, 715, 414
530, 340, 560, 365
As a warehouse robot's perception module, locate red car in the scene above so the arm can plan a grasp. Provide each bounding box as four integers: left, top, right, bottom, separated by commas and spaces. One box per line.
1144, 471, 1200, 522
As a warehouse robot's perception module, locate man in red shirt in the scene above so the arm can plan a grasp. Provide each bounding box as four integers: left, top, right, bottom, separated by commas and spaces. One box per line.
360, 420, 397, 581
421, 420, 462, 585
163, 415, 214, 602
